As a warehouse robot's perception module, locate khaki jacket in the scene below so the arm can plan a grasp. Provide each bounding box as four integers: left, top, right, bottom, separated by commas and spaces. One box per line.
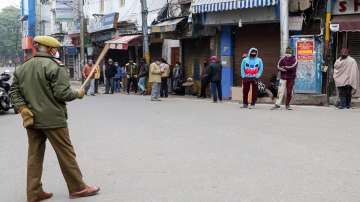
10, 53, 79, 129
149, 62, 161, 83
161, 63, 170, 78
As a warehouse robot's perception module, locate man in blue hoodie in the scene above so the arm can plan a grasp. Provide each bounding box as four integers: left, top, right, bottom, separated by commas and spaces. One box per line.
241, 48, 264, 109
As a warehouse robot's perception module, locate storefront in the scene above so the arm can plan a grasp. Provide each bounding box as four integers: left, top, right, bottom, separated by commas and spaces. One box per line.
191, 0, 279, 98
104, 35, 142, 65
331, 0, 360, 96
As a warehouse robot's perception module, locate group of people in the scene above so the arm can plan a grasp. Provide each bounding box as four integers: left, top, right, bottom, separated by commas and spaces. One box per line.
198, 47, 298, 110
82, 58, 149, 95
82, 46, 359, 109
82, 57, 184, 102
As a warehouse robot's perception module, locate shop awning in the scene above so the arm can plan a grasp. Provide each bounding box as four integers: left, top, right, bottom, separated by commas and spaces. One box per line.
151, 18, 185, 33
192, 0, 278, 14
105, 35, 142, 50
331, 15, 360, 32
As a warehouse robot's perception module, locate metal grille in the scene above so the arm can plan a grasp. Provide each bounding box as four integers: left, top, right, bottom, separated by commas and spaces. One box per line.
348, 32, 360, 97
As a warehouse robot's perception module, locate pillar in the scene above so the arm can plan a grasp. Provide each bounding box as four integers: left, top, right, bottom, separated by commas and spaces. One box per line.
220, 26, 233, 99
280, 0, 289, 55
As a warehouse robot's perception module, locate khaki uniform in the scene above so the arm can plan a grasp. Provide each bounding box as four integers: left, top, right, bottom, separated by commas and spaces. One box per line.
9, 53, 86, 201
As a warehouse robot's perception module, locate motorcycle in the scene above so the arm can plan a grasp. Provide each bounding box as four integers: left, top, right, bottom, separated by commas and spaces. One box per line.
0, 70, 12, 112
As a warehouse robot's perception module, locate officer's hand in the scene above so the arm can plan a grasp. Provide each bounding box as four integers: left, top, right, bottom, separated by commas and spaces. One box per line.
77, 88, 85, 99
134, 75, 138, 78
19, 106, 34, 128
127, 75, 130, 79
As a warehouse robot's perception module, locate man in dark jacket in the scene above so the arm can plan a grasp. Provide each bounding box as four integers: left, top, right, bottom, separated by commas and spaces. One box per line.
271, 47, 298, 110
138, 58, 148, 95
125, 59, 139, 94
199, 59, 210, 98
207, 56, 222, 102
10, 36, 99, 202
105, 58, 116, 94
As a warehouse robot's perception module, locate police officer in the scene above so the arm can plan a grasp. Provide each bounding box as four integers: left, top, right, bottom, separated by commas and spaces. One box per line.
10, 36, 100, 202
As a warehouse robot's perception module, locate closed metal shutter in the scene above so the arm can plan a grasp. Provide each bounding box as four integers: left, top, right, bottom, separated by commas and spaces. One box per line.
348, 32, 360, 97
234, 23, 280, 87
348, 32, 360, 65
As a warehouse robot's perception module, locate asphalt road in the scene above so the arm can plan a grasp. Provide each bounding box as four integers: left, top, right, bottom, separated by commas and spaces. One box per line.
1, 94, 360, 202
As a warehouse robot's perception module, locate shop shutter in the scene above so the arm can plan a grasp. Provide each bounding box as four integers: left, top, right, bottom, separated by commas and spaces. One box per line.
348, 32, 360, 97
234, 24, 280, 87
348, 33, 360, 65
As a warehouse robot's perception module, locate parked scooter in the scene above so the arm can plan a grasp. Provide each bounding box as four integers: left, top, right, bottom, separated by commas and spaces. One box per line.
0, 69, 12, 112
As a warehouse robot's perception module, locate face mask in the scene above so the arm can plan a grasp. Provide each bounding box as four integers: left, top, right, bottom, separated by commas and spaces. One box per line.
250, 54, 257, 58
285, 54, 292, 57
38, 45, 48, 53
341, 55, 348, 59
54, 51, 60, 59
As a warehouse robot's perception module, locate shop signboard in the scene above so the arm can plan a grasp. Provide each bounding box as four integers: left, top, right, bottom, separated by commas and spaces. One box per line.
333, 0, 360, 15
291, 36, 322, 94
55, 0, 74, 21
88, 13, 119, 33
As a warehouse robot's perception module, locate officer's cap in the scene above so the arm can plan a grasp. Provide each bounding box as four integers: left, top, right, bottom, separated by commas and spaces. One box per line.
34, 36, 61, 48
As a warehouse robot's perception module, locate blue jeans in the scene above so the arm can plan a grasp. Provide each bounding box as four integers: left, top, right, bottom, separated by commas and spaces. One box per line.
211, 81, 222, 102
86, 79, 95, 95
151, 82, 160, 99
114, 78, 121, 93
105, 78, 114, 94
138, 77, 146, 92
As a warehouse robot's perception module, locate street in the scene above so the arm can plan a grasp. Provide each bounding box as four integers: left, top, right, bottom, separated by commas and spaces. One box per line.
1, 94, 360, 202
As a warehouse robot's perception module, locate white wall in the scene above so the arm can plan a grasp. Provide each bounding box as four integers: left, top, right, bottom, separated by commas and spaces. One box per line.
162, 39, 180, 64
84, 0, 168, 30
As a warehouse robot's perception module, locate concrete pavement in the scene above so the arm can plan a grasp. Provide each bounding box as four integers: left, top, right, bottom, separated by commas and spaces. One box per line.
1, 94, 360, 202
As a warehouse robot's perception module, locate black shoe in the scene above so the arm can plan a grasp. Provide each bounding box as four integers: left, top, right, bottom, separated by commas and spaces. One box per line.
285, 105, 293, 110
241, 104, 248, 109
271, 105, 281, 110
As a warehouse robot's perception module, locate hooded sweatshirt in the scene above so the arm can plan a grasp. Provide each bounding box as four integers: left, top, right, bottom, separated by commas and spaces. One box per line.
241, 48, 264, 79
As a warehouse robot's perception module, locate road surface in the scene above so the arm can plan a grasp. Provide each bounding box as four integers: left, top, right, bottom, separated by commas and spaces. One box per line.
1, 94, 360, 202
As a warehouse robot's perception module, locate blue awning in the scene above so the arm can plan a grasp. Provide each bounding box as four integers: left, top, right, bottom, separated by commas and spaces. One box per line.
192, 0, 278, 14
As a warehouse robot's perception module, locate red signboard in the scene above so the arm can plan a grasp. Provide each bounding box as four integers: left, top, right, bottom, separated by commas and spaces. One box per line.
297, 40, 314, 62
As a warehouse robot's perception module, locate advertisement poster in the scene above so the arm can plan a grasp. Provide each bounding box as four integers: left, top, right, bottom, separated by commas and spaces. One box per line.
297, 40, 314, 62
296, 39, 316, 83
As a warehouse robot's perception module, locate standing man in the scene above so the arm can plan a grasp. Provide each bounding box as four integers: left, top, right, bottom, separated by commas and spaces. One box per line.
113, 61, 123, 93
105, 58, 116, 94
271, 47, 298, 110
172, 62, 184, 95
199, 59, 210, 98
207, 56, 222, 103
149, 59, 162, 101
9, 36, 99, 202
160, 59, 170, 98
333, 48, 360, 109
138, 58, 149, 95
125, 59, 139, 94
82, 59, 96, 96
241, 48, 264, 109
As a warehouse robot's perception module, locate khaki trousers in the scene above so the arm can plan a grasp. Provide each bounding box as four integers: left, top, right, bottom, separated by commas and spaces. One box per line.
26, 128, 86, 201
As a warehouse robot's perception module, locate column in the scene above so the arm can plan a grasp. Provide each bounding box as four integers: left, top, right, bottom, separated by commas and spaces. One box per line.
220, 26, 233, 99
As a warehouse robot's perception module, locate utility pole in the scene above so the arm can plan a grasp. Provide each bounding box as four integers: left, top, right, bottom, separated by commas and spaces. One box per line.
140, 0, 150, 64
79, 0, 85, 80
280, 0, 289, 55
